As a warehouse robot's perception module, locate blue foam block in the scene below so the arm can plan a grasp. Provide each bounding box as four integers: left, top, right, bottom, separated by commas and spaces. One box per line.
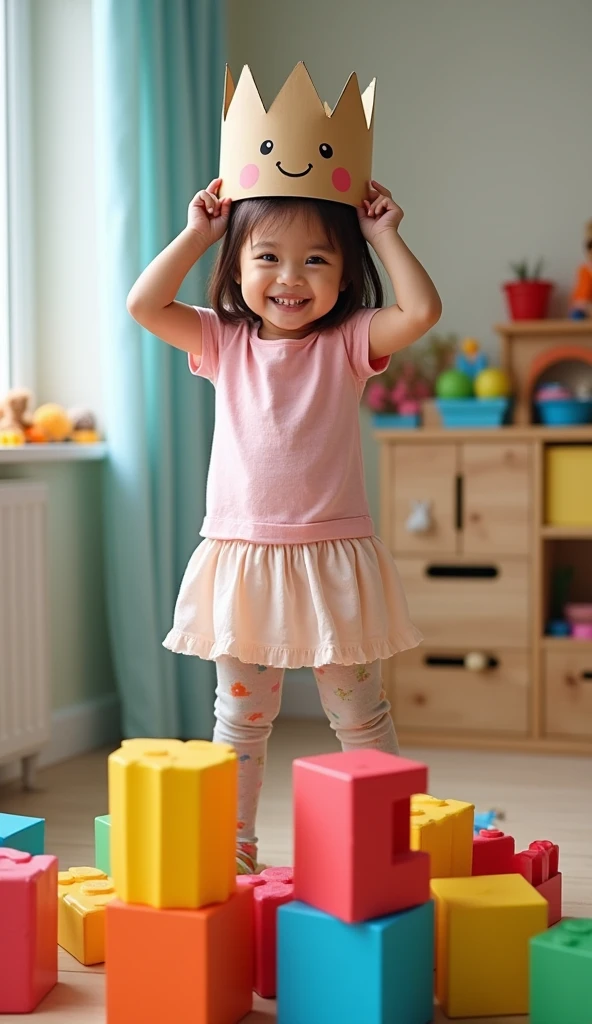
0, 812, 45, 854
278, 899, 434, 1024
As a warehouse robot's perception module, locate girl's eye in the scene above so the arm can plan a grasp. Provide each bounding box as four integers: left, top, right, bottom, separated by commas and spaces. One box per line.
259, 253, 278, 262
306, 256, 327, 264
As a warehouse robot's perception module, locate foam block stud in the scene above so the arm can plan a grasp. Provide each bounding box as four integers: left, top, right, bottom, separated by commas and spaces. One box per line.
237, 866, 294, 998
106, 887, 254, 1024
294, 750, 430, 923
513, 839, 562, 925
0, 812, 45, 855
278, 898, 434, 1024
472, 829, 516, 875
411, 794, 474, 877
0, 848, 57, 1013
530, 918, 592, 1024
94, 814, 111, 875
58, 866, 117, 965
431, 873, 548, 1018
108, 738, 237, 909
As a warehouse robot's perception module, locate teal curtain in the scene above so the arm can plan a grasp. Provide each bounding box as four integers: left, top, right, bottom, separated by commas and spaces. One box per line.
92, 0, 225, 738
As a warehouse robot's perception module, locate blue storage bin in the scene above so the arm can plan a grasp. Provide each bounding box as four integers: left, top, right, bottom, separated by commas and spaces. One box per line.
372, 413, 420, 429
536, 399, 592, 426
436, 397, 510, 429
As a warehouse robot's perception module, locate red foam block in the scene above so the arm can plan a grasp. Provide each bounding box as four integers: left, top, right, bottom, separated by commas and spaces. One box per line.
293, 750, 430, 923
472, 830, 516, 875
513, 839, 559, 886
237, 867, 294, 998
0, 847, 58, 1013
536, 871, 562, 926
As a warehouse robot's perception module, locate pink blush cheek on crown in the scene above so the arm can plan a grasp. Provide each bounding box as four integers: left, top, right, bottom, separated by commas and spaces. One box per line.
332, 167, 351, 193
240, 163, 260, 189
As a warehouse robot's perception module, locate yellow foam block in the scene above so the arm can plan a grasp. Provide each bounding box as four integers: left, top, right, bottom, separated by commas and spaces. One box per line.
58, 867, 116, 965
108, 738, 237, 910
411, 794, 474, 877
431, 873, 548, 1018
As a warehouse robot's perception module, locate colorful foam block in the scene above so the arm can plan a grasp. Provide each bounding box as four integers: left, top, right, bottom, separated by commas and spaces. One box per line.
278, 898, 434, 1024
237, 866, 294, 998
294, 750, 430, 923
536, 872, 563, 926
106, 888, 254, 1024
472, 828, 515, 875
0, 848, 57, 1013
411, 794, 474, 877
431, 873, 548, 1018
58, 866, 117, 965
108, 738, 237, 909
514, 839, 559, 886
530, 918, 592, 1024
94, 814, 111, 875
0, 812, 45, 854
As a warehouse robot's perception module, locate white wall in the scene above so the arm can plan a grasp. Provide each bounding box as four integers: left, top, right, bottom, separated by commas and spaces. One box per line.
31, 0, 102, 422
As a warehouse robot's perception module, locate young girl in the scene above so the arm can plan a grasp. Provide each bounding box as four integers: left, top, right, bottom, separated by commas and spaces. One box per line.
127, 177, 441, 873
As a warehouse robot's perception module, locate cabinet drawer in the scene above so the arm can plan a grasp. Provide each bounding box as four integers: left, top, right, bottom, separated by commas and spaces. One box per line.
394, 648, 529, 734
391, 444, 458, 555
397, 557, 530, 648
544, 650, 592, 738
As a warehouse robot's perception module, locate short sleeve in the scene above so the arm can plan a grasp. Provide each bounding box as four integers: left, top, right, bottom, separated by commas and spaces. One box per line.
341, 307, 390, 382
187, 307, 222, 384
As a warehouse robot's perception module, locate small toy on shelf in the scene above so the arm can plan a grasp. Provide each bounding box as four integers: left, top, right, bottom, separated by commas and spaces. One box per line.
365, 330, 458, 428
32, 403, 73, 442
569, 219, 592, 319
69, 407, 101, 443
435, 357, 512, 429
536, 381, 592, 426
503, 259, 553, 320
454, 337, 488, 379
0, 387, 33, 445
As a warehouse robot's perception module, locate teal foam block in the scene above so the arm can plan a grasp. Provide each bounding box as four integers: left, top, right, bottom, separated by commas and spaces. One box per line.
94, 814, 111, 875
0, 812, 45, 855
277, 899, 434, 1024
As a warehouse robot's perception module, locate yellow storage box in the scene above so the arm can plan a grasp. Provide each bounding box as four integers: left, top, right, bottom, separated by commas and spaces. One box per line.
546, 446, 592, 525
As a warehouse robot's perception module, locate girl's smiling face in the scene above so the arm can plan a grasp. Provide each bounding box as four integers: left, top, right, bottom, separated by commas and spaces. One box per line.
238, 210, 345, 340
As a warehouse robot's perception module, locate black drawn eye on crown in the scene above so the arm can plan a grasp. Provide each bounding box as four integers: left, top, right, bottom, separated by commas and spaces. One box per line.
260, 140, 274, 155
319, 144, 333, 159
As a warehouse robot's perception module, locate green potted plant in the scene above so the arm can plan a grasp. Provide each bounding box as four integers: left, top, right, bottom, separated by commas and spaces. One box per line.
503, 259, 553, 320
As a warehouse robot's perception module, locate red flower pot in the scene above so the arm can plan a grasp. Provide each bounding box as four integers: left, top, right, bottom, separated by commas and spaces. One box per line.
503, 280, 553, 320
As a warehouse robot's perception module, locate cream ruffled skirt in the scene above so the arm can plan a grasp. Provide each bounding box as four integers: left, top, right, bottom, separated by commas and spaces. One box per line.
163, 536, 422, 670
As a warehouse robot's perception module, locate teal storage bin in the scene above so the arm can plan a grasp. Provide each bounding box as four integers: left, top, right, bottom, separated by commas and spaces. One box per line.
372, 413, 420, 429
436, 397, 510, 429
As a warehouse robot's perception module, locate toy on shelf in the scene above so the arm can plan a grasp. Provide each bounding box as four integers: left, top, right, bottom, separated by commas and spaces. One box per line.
68, 407, 101, 443
536, 381, 592, 426
569, 219, 592, 320
366, 330, 458, 429
454, 337, 488, 379
503, 258, 553, 320
0, 388, 33, 445
32, 404, 73, 442
435, 349, 512, 428
0, 848, 58, 1013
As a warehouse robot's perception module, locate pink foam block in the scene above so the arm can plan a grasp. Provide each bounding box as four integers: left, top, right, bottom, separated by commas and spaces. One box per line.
472, 830, 516, 875
0, 847, 58, 1012
536, 871, 562, 926
237, 867, 294, 998
293, 750, 430, 923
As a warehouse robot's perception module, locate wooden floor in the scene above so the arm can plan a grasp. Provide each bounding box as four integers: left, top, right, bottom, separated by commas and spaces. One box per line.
1, 718, 591, 1023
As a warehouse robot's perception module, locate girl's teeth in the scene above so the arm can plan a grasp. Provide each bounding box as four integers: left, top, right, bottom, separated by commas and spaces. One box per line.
273, 298, 306, 306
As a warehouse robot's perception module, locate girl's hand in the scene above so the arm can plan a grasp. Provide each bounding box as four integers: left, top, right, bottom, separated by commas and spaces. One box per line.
358, 180, 404, 245
187, 178, 232, 247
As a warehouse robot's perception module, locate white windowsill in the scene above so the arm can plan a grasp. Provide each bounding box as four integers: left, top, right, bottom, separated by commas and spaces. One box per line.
0, 442, 107, 464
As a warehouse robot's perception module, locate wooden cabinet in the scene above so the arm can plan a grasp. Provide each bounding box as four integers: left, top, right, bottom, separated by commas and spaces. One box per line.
376, 421, 592, 754
391, 442, 530, 557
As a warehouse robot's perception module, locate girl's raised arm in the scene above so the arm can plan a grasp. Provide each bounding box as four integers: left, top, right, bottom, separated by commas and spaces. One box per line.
126, 179, 232, 356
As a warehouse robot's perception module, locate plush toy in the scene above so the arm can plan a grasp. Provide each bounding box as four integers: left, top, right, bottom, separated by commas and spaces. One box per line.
0, 428, 25, 446
32, 403, 73, 442
455, 338, 488, 379
0, 388, 33, 433
68, 407, 100, 444
569, 219, 592, 319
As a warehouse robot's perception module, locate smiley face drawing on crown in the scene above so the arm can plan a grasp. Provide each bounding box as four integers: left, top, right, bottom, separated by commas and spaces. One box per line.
218, 62, 376, 208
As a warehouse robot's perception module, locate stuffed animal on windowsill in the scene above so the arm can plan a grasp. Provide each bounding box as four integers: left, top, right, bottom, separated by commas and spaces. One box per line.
0, 388, 33, 445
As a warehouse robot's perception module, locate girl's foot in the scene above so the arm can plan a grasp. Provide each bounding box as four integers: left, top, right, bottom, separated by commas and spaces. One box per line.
236, 840, 259, 875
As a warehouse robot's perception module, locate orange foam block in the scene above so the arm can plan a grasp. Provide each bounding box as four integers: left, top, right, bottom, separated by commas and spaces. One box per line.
106, 887, 254, 1024
0, 847, 58, 1013
294, 749, 430, 923
237, 867, 294, 998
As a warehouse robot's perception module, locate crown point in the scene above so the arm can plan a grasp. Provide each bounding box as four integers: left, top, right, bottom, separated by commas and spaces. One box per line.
362, 78, 376, 129
223, 65, 235, 119
269, 61, 325, 119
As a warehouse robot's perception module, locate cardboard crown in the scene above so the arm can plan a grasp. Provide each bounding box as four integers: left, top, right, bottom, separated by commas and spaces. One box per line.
218, 62, 375, 208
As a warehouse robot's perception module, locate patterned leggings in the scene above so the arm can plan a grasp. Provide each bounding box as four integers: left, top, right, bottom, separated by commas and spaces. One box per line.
212, 656, 399, 849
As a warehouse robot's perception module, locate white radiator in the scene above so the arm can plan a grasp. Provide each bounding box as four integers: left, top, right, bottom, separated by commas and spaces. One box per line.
0, 481, 50, 787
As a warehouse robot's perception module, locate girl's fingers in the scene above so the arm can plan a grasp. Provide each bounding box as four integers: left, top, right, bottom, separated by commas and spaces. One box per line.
205, 177, 222, 195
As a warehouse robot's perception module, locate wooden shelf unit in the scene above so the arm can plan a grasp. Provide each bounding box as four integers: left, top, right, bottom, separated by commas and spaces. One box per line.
375, 321, 592, 755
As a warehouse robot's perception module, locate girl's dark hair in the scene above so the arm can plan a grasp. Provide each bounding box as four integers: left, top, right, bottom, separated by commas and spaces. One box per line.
208, 197, 384, 330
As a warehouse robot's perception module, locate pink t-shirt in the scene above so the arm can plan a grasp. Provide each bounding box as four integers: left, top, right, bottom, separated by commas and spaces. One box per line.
189, 306, 389, 544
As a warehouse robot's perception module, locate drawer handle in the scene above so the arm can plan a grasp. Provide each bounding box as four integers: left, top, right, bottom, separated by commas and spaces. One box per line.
426, 565, 499, 579
425, 654, 498, 670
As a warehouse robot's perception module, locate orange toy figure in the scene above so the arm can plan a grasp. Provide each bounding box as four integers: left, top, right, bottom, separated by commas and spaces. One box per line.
569, 219, 592, 318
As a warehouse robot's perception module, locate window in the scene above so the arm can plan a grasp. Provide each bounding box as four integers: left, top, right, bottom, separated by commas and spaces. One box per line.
0, 0, 34, 399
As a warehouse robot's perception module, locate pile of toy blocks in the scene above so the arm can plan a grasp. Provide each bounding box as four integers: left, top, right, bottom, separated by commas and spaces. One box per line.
1, 746, 592, 1022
